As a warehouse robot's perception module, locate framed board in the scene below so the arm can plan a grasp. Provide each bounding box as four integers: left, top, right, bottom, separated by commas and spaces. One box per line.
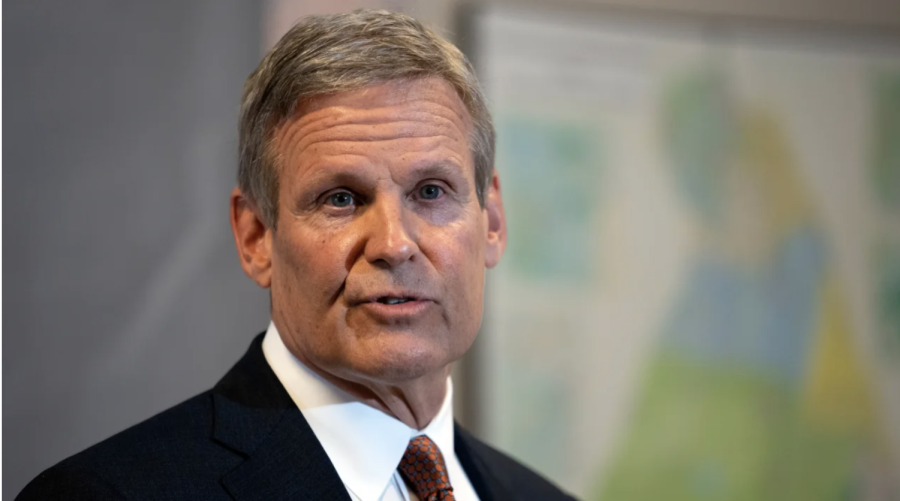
467, 5, 900, 499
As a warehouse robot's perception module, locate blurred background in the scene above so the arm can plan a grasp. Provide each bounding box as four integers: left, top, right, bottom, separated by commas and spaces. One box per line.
4, 0, 900, 500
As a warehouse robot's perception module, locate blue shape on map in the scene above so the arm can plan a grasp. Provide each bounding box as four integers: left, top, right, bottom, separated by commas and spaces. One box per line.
661, 226, 825, 385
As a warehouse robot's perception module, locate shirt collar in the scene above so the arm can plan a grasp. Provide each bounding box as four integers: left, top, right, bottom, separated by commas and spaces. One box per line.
262, 321, 456, 501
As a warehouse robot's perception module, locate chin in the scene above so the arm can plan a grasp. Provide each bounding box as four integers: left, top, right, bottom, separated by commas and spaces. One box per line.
344, 336, 456, 384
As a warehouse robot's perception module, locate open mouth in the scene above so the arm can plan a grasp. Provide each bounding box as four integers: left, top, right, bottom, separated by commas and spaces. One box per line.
376, 297, 414, 305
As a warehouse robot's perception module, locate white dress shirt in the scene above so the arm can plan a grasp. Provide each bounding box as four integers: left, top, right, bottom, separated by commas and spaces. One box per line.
262, 322, 480, 501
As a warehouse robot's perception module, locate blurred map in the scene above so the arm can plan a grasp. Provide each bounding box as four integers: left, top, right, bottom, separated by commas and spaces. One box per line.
474, 6, 900, 500
873, 72, 900, 363
501, 116, 604, 281
599, 68, 888, 501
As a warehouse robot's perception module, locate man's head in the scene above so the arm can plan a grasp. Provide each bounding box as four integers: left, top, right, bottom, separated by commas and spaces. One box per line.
238, 9, 496, 229
230, 10, 506, 387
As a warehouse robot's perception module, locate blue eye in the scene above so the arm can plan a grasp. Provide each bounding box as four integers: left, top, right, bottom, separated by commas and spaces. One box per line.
327, 192, 355, 207
419, 185, 442, 200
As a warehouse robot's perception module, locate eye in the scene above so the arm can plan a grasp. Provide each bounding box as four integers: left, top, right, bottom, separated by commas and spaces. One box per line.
325, 191, 356, 208
418, 184, 443, 200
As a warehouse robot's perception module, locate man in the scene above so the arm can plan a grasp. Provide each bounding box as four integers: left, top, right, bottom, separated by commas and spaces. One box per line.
18, 10, 575, 501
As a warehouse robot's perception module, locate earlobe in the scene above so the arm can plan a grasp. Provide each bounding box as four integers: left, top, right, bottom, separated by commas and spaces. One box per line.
484, 170, 507, 269
229, 187, 273, 288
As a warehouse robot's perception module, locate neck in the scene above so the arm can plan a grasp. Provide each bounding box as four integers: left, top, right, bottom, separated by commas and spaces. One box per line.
343, 368, 451, 430
281, 338, 450, 430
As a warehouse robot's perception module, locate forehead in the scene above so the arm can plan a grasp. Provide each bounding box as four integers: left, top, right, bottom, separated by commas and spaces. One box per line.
274, 78, 473, 157
271, 78, 476, 192
296, 77, 471, 125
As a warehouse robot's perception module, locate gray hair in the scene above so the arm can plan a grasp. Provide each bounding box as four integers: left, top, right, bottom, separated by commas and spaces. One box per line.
238, 9, 495, 228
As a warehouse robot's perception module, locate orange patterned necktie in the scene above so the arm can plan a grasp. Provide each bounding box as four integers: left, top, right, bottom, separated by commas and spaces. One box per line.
397, 435, 456, 501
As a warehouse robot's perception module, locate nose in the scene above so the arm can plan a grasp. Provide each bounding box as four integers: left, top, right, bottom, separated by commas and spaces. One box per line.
362, 196, 419, 267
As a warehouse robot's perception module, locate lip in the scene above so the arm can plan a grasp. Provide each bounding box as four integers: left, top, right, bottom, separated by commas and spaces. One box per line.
356, 290, 432, 304
355, 299, 434, 320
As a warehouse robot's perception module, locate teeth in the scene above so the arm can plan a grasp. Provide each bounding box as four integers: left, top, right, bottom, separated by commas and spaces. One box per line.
379, 297, 409, 305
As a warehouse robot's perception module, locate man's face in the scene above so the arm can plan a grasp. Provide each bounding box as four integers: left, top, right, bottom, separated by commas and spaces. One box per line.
260, 77, 505, 384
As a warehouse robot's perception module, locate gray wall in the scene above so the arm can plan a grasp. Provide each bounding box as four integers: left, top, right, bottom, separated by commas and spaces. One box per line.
3, 1, 268, 497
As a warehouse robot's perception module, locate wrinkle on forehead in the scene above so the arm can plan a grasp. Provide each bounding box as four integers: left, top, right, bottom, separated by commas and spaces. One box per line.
273, 78, 474, 177
285, 108, 467, 158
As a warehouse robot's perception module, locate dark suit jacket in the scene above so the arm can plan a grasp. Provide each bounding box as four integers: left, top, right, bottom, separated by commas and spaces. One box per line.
18, 333, 576, 500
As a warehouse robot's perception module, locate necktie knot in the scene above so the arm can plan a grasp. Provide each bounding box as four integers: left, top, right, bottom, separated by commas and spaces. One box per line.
397, 435, 456, 501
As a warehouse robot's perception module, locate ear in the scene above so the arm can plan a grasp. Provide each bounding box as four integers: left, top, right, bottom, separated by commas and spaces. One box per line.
230, 187, 273, 288
483, 170, 507, 269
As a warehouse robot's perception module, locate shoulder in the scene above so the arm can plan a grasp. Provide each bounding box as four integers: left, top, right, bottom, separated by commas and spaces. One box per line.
16, 391, 235, 500
455, 426, 578, 501
16, 460, 125, 501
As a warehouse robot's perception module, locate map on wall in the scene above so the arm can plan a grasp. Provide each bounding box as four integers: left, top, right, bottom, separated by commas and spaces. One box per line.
472, 6, 900, 500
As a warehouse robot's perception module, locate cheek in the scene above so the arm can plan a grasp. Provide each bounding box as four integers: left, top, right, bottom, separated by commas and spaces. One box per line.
271, 228, 353, 303
435, 217, 486, 316
441, 230, 485, 356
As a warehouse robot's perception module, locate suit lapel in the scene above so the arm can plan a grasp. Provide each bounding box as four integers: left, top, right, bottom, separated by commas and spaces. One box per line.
219, 409, 351, 500
211, 333, 351, 501
211, 334, 509, 501
455, 424, 513, 501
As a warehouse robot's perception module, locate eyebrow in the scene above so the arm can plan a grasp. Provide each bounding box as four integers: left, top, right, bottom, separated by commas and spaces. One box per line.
406, 161, 465, 180
302, 159, 465, 189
